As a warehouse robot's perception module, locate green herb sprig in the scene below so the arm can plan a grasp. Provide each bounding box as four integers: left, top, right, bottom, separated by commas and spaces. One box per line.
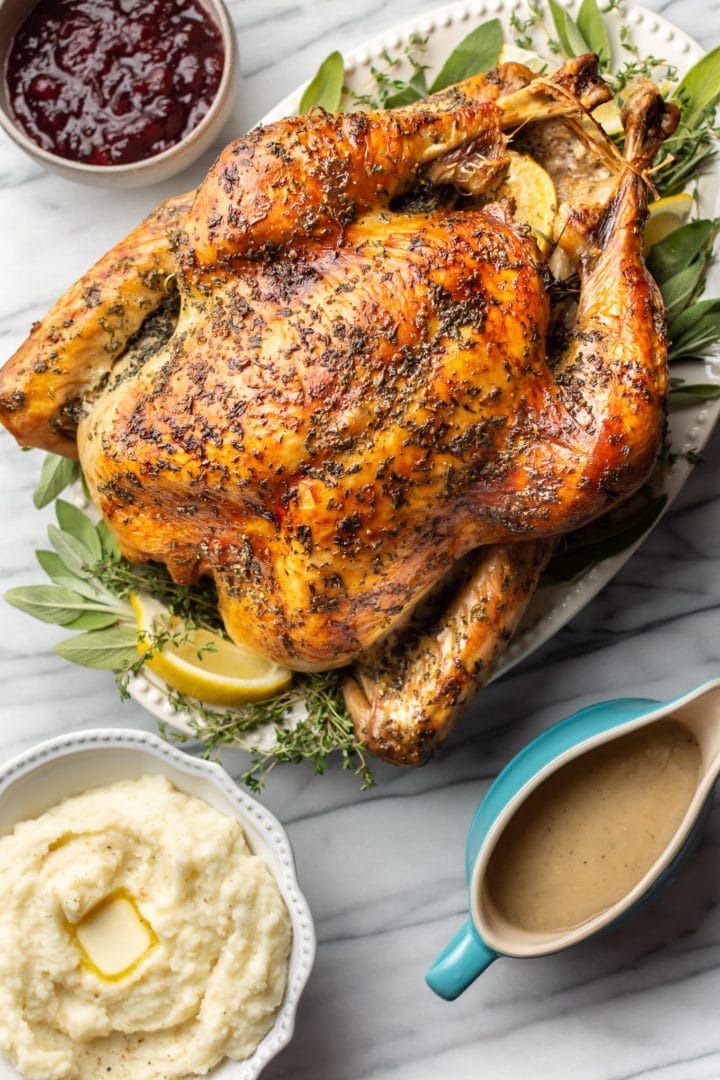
543, 494, 668, 585
6, 495, 138, 669
303, 20, 504, 113
299, 50, 344, 113
548, 0, 610, 67
648, 218, 720, 365
510, 0, 543, 50
161, 672, 375, 793
7, 481, 376, 791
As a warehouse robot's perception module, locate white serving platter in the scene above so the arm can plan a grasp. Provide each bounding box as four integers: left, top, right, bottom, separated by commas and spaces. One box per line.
125, 0, 720, 748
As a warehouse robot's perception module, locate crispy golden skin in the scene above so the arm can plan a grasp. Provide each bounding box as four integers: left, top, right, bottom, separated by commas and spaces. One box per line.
0, 59, 678, 764
344, 83, 679, 763
0, 195, 191, 456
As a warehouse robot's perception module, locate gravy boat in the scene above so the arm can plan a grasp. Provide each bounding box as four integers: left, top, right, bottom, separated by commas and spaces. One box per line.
426, 678, 720, 1001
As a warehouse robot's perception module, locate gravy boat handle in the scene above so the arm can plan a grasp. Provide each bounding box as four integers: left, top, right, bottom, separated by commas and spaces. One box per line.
425, 920, 496, 1000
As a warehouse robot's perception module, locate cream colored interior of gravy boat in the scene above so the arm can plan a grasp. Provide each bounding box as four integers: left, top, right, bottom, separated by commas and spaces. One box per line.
477, 719, 703, 951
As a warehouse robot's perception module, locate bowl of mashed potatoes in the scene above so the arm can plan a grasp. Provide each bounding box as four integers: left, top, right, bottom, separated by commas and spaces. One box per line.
0, 728, 316, 1080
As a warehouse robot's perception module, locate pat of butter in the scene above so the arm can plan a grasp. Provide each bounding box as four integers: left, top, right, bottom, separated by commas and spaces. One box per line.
75, 893, 157, 979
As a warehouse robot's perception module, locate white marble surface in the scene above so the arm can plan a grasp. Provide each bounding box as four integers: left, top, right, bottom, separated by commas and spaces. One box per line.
1, 1, 720, 1078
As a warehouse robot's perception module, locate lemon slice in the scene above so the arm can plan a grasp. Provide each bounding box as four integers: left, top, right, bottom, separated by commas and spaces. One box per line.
645, 192, 694, 250
498, 43, 552, 72
591, 97, 623, 137
130, 591, 292, 706
593, 80, 672, 138
495, 150, 558, 254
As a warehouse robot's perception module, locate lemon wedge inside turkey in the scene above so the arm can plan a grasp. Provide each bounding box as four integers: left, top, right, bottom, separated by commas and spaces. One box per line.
591, 97, 624, 137
645, 192, 695, 250
130, 591, 292, 706
495, 151, 558, 255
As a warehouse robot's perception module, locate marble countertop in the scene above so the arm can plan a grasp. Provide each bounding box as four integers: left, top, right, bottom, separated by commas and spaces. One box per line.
2, 1, 720, 1077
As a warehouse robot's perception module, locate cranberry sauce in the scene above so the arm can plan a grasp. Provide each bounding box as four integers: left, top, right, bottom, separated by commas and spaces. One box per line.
5, 0, 225, 166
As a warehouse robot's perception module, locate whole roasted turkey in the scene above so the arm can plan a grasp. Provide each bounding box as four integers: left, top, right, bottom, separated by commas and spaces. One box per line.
0, 55, 678, 765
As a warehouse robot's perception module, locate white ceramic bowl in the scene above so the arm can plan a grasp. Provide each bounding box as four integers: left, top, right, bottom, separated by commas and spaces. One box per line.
0, 728, 316, 1080
0, 0, 238, 186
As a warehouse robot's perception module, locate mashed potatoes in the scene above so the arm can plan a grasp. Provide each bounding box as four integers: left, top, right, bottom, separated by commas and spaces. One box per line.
0, 775, 292, 1080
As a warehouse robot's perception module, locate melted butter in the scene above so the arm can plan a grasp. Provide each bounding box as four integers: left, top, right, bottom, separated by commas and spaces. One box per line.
72, 890, 158, 981
485, 719, 702, 934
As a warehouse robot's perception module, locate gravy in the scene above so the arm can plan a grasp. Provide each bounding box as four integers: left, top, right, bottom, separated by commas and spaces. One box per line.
485, 720, 701, 934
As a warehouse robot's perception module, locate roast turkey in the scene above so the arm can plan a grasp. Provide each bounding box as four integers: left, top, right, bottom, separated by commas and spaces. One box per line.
0, 55, 679, 764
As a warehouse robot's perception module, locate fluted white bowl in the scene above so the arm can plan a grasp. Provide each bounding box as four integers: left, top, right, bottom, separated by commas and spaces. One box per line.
0, 728, 315, 1079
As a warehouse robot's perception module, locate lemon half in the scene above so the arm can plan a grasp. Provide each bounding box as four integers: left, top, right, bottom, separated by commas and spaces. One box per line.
496, 150, 558, 254
130, 591, 292, 706
645, 192, 694, 250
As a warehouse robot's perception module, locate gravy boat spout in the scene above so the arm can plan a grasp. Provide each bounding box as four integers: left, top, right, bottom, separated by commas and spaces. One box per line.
426, 678, 720, 1001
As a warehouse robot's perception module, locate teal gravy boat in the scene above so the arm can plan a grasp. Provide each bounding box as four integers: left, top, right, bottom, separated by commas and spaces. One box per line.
426, 678, 720, 1001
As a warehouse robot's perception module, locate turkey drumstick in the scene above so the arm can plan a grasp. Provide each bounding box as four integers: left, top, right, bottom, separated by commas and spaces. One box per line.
345, 538, 557, 766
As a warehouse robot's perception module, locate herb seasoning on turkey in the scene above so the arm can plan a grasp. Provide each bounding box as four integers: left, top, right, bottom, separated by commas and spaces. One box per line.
0, 55, 680, 766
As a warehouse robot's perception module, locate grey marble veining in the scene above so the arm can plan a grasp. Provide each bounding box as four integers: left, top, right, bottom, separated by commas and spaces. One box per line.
1, 1, 720, 1077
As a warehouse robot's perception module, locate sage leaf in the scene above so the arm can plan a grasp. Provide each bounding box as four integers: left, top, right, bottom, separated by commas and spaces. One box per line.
672, 44, 720, 131
299, 50, 344, 113
55, 500, 103, 564
51, 575, 122, 604
661, 261, 706, 323
5, 585, 103, 626
670, 297, 720, 338
669, 382, 720, 406
647, 219, 713, 286
669, 298, 720, 359
38, 548, 127, 605
54, 625, 139, 670
385, 68, 428, 108
47, 524, 96, 578
36, 548, 75, 582
33, 454, 81, 510
548, 0, 589, 58
96, 520, 121, 560
576, 0, 610, 65
428, 18, 504, 92
66, 611, 121, 631
543, 496, 667, 584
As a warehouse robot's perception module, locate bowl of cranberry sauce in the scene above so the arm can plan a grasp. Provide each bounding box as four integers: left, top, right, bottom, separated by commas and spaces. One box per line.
0, 0, 237, 185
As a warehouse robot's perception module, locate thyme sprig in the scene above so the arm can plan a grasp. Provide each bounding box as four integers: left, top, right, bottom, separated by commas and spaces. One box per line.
656, 112, 720, 198
158, 672, 375, 793
510, 0, 543, 50
7, 488, 375, 791
610, 26, 678, 93
347, 33, 431, 110
95, 557, 224, 632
